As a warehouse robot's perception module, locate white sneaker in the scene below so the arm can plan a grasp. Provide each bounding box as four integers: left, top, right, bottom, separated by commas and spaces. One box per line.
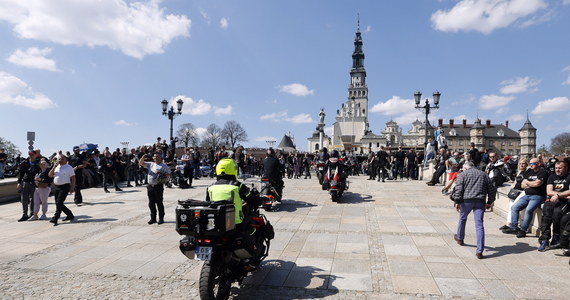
28, 215, 39, 221
39, 215, 48, 220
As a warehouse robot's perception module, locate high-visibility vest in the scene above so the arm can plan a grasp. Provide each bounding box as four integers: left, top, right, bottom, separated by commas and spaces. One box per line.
207, 184, 244, 224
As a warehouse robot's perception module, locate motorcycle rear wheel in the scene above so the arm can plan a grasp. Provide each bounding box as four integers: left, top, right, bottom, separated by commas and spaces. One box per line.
199, 260, 232, 300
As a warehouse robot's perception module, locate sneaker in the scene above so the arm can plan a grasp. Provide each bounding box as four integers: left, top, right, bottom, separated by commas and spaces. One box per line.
502, 227, 519, 234
516, 230, 527, 238
63, 215, 74, 222
27, 215, 39, 221
115, 188, 123, 192
538, 240, 549, 252
499, 224, 510, 230
39, 214, 48, 220
17, 214, 29, 222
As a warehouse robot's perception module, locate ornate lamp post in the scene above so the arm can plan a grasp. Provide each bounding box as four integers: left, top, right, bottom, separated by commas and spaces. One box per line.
120, 141, 129, 150
266, 140, 276, 149
414, 91, 441, 148
161, 98, 184, 142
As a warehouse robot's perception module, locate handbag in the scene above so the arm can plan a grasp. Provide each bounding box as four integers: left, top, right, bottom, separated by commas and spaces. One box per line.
507, 188, 522, 200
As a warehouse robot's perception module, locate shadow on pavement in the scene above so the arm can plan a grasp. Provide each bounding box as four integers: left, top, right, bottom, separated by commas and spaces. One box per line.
273, 199, 317, 212
82, 201, 125, 205
337, 192, 374, 204
73, 215, 118, 223
484, 241, 536, 258
232, 259, 339, 299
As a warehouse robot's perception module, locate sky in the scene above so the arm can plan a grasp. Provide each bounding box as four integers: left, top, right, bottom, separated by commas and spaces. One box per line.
1, 0, 569, 155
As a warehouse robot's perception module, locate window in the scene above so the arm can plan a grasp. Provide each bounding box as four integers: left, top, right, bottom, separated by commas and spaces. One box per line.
369, 143, 372, 147
459, 140, 463, 146
497, 129, 505, 137
509, 140, 513, 146
315, 143, 319, 150
449, 129, 457, 136
377, 143, 379, 147
449, 140, 453, 146
501, 141, 505, 146
488, 140, 493, 147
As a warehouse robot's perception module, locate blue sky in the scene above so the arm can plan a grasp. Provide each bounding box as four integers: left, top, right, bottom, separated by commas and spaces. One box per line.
1, 0, 569, 155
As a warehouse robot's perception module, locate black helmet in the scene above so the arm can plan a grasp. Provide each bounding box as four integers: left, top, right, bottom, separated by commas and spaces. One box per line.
331, 150, 340, 158
322, 147, 328, 153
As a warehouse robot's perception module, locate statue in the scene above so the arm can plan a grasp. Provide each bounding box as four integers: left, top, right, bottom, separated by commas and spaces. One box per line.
319, 107, 325, 124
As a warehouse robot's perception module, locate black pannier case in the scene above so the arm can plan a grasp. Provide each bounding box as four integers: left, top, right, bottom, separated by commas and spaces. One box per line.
175, 199, 236, 236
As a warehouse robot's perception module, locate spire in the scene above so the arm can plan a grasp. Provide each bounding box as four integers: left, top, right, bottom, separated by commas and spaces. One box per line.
357, 13, 360, 32
352, 15, 365, 71
520, 111, 536, 130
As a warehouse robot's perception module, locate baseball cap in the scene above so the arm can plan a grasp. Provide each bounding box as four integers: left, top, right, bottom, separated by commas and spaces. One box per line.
73, 146, 80, 150
28, 150, 36, 155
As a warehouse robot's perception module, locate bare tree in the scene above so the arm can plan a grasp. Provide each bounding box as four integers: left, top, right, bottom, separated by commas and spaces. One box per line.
550, 133, 570, 154
220, 120, 248, 149
536, 144, 550, 156
177, 123, 199, 148
200, 123, 223, 149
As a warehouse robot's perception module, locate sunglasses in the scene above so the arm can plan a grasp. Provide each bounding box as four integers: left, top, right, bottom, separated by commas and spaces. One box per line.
529, 163, 537, 165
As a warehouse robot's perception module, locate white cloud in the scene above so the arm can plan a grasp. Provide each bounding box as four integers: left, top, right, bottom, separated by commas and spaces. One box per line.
508, 114, 525, 121
214, 105, 232, 116
499, 76, 540, 94
454, 115, 468, 122
114, 119, 137, 126
531, 96, 570, 115
260, 111, 313, 124
370, 96, 415, 115
285, 113, 313, 124
200, 9, 211, 24
562, 66, 570, 85
365, 25, 372, 32
0, 0, 190, 59
278, 83, 315, 96
260, 111, 287, 121
324, 125, 333, 136
0, 71, 56, 109
564, 0, 570, 5
479, 94, 516, 109
220, 17, 229, 29
431, 0, 548, 34
171, 96, 211, 115
254, 136, 277, 142
7, 47, 60, 71
195, 127, 207, 138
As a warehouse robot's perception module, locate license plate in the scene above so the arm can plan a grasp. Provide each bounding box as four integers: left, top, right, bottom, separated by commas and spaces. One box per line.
195, 246, 212, 261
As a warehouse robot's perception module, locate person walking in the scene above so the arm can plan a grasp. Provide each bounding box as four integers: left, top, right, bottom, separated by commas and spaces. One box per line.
452, 161, 496, 259
139, 152, 171, 225
16, 151, 39, 221
48, 155, 76, 226
29, 159, 52, 221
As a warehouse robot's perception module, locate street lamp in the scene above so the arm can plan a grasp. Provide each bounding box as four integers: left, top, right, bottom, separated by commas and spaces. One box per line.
120, 141, 129, 150
161, 98, 184, 142
414, 91, 441, 148
266, 140, 276, 149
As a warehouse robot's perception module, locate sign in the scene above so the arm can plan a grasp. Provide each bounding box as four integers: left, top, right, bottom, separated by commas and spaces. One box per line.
27, 131, 35, 141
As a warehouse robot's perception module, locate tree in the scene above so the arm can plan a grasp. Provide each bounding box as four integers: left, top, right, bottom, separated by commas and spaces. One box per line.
550, 133, 570, 154
177, 123, 200, 148
200, 123, 223, 149
220, 120, 248, 149
536, 144, 550, 156
0, 137, 20, 157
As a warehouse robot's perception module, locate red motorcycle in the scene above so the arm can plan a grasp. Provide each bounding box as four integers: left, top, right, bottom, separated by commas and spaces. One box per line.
322, 165, 348, 202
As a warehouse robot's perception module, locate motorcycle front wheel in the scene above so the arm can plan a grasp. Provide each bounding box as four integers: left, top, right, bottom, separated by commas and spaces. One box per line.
199, 259, 232, 300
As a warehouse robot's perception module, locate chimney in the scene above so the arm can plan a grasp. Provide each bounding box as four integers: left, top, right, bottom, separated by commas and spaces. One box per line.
438, 119, 443, 127
462, 119, 467, 128
486, 120, 491, 128
449, 119, 454, 128
506, 120, 509, 128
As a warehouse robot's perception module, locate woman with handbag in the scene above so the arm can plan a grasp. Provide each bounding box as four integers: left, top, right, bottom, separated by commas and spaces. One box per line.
29, 159, 53, 221
499, 158, 528, 230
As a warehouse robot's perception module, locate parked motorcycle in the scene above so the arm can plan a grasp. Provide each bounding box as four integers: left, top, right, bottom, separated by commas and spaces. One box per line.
176, 198, 274, 300
260, 177, 281, 211
315, 160, 326, 185
322, 166, 348, 202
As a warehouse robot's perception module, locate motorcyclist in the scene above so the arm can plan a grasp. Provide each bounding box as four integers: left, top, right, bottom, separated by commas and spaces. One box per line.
485, 152, 506, 188
323, 150, 347, 191
319, 147, 330, 162
206, 158, 263, 229
262, 148, 284, 199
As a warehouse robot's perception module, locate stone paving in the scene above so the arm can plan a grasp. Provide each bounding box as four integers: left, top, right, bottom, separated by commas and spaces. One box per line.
0, 175, 569, 299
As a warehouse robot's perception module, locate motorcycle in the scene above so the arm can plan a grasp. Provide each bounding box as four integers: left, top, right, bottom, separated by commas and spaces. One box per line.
315, 160, 326, 185
322, 165, 348, 202
260, 177, 281, 211
176, 198, 274, 300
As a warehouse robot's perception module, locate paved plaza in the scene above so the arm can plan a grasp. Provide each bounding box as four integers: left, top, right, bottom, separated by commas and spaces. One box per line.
1, 175, 569, 299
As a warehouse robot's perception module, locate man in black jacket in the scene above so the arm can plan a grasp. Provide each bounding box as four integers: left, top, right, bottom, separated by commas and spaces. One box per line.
69, 146, 87, 205
17, 151, 40, 221
426, 148, 449, 186
262, 148, 284, 198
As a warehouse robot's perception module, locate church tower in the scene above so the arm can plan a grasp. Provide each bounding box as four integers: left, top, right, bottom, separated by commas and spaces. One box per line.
519, 115, 537, 158
332, 17, 369, 150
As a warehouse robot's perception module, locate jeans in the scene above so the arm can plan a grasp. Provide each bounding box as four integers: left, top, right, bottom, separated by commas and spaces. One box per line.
510, 194, 546, 231
147, 184, 165, 220
424, 152, 434, 167
20, 181, 35, 215
456, 202, 486, 253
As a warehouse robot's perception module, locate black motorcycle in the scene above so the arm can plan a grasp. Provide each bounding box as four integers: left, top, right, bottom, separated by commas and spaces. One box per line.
176, 199, 274, 300
322, 165, 348, 202
260, 177, 280, 211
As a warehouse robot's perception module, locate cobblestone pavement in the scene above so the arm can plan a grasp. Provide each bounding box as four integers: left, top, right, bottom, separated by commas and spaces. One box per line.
1, 175, 569, 299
